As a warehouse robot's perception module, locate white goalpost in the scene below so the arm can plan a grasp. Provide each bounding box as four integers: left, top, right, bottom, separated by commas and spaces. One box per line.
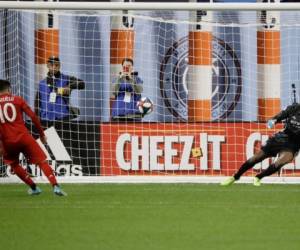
0, 2, 299, 11
1, 1, 300, 184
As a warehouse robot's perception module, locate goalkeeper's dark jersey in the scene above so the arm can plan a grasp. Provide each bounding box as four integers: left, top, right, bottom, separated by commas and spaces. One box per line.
273, 103, 300, 136
261, 103, 300, 157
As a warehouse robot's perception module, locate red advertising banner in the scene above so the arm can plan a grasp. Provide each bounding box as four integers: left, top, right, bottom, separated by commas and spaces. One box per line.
100, 123, 300, 176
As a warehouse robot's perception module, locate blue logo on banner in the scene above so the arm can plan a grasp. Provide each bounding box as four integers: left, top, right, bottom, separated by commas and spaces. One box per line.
160, 36, 242, 121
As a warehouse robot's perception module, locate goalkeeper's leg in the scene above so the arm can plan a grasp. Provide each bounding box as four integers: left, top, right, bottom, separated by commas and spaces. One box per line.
234, 150, 268, 180
255, 151, 294, 182
221, 150, 268, 186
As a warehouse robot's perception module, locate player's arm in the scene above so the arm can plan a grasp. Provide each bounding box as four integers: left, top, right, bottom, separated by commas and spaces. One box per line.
21, 99, 46, 142
267, 104, 300, 128
273, 104, 300, 121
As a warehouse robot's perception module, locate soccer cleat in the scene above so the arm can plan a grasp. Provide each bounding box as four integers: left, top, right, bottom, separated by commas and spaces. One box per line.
28, 186, 42, 196
253, 177, 261, 186
53, 185, 67, 196
220, 176, 236, 186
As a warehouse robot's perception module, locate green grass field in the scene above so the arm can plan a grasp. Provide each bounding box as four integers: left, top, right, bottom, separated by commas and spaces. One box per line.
0, 184, 300, 250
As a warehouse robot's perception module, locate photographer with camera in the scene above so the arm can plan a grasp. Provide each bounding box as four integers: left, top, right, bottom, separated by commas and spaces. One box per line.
111, 58, 144, 121
35, 56, 85, 121
34, 56, 85, 163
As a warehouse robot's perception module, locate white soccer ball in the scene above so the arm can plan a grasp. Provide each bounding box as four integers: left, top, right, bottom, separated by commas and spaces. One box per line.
137, 97, 154, 115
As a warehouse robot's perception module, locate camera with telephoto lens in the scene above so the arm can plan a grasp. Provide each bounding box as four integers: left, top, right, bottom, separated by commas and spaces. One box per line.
120, 71, 138, 81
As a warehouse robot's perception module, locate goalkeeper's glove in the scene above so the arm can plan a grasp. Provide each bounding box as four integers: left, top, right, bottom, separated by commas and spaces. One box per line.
267, 119, 276, 129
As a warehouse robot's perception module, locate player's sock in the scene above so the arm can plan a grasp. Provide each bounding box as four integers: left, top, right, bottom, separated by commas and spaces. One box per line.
12, 164, 36, 190
256, 164, 279, 179
38, 161, 58, 186
233, 161, 253, 180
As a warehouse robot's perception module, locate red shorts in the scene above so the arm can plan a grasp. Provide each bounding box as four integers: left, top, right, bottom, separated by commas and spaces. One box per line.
3, 133, 46, 165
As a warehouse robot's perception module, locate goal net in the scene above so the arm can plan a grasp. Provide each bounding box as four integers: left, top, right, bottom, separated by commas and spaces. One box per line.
1, 3, 300, 183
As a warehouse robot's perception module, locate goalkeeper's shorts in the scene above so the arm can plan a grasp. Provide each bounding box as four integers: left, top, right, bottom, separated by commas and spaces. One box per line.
261, 131, 300, 157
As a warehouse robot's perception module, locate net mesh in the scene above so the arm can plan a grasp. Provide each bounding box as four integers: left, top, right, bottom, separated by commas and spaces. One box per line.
1, 9, 300, 180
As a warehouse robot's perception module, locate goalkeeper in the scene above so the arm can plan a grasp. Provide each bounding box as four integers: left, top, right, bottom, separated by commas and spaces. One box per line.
221, 103, 300, 186
111, 58, 144, 121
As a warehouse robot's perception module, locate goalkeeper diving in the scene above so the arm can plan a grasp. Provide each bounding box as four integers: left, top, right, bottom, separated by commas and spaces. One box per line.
221, 103, 300, 186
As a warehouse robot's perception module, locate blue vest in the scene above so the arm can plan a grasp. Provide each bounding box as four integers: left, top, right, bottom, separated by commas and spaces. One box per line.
111, 76, 143, 118
38, 73, 70, 121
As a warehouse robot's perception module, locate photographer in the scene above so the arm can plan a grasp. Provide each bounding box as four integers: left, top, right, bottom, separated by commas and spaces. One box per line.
35, 56, 85, 121
111, 58, 143, 121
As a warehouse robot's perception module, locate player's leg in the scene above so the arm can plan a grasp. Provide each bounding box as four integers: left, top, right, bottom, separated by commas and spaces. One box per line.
221, 150, 268, 186
234, 150, 268, 179
22, 134, 67, 196
37, 160, 67, 196
10, 162, 41, 195
21, 134, 57, 185
37, 160, 57, 186
254, 150, 294, 185
1, 141, 40, 195
253, 131, 296, 185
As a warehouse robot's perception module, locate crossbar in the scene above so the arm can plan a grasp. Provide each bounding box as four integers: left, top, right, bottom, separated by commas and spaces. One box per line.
0, 2, 300, 11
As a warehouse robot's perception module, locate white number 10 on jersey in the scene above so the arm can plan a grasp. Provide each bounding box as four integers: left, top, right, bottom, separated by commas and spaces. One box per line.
0, 103, 17, 123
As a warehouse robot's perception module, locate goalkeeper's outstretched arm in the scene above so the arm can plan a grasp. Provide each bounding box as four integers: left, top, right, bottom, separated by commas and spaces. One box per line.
272, 103, 300, 123
267, 103, 300, 129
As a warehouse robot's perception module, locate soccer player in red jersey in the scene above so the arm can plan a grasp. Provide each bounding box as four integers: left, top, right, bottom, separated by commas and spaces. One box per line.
0, 79, 66, 196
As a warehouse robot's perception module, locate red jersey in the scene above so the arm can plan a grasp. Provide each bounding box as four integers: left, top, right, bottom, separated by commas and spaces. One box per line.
0, 93, 44, 143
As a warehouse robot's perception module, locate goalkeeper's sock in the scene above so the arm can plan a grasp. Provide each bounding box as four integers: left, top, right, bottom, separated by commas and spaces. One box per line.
234, 161, 253, 180
256, 164, 278, 179
12, 164, 36, 189
38, 161, 58, 186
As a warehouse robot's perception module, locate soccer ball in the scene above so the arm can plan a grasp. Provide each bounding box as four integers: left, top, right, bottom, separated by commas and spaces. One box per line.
137, 97, 154, 115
